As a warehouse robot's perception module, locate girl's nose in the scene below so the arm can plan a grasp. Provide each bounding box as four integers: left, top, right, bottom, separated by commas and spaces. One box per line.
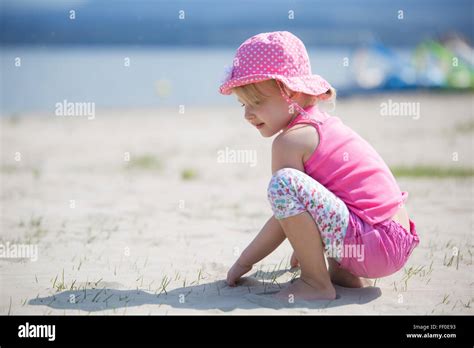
244, 110, 255, 121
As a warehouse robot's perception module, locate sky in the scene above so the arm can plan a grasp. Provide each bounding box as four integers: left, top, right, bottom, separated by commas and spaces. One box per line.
1, 0, 473, 47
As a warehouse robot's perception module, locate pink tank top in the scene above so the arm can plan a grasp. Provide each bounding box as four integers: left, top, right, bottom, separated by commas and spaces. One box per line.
287, 104, 408, 225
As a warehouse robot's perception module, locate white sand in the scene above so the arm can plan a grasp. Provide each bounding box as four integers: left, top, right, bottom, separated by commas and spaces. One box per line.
0, 93, 473, 314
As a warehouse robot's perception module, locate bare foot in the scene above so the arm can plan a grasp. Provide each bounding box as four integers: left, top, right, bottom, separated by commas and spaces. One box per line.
329, 264, 373, 288
273, 277, 336, 301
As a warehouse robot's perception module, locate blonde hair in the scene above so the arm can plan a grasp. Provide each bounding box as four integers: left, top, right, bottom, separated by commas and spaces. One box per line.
231, 79, 336, 109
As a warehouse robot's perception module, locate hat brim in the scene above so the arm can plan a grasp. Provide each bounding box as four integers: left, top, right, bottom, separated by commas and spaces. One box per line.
219, 74, 331, 96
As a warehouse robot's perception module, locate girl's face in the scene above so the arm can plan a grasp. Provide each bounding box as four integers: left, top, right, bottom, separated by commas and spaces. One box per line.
238, 81, 298, 138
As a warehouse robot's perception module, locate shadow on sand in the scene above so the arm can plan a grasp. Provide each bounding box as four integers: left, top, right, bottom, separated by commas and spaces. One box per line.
29, 268, 382, 312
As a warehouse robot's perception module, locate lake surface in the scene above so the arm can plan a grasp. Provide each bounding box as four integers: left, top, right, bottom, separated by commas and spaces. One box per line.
1, 46, 408, 115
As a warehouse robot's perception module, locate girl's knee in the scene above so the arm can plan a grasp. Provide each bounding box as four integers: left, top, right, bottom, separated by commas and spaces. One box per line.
267, 167, 303, 208
268, 168, 302, 191
267, 167, 327, 218
268, 167, 297, 193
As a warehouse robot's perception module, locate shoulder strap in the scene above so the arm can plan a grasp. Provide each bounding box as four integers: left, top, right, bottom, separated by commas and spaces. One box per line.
276, 80, 325, 129
285, 105, 326, 131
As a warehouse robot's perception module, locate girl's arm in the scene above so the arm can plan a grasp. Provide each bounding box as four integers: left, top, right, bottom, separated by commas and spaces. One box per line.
237, 215, 286, 267
238, 123, 313, 267
227, 128, 309, 286
227, 215, 286, 286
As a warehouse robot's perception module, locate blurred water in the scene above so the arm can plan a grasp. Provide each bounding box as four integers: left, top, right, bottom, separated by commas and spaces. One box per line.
1, 46, 356, 115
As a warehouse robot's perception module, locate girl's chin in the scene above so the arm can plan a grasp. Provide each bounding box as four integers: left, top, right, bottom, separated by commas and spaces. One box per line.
259, 128, 277, 138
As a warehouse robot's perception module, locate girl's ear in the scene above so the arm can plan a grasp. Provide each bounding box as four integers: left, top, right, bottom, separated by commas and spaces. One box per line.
287, 89, 300, 99
280, 83, 297, 98
317, 90, 332, 101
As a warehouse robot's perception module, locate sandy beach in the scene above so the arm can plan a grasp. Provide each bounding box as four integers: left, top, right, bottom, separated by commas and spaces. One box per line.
0, 92, 473, 315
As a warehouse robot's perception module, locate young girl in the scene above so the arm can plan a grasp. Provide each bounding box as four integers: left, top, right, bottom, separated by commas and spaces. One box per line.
219, 31, 420, 301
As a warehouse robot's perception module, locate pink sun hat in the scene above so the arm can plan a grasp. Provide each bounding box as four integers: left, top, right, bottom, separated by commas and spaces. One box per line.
218, 31, 332, 98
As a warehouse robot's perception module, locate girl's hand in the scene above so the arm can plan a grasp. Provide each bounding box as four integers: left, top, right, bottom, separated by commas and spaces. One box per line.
290, 250, 299, 268
226, 261, 252, 287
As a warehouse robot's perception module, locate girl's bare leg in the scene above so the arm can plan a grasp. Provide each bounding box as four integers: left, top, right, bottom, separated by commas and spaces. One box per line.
274, 211, 336, 301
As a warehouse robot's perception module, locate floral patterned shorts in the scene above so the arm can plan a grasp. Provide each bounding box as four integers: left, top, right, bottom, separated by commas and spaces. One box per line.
267, 167, 350, 262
